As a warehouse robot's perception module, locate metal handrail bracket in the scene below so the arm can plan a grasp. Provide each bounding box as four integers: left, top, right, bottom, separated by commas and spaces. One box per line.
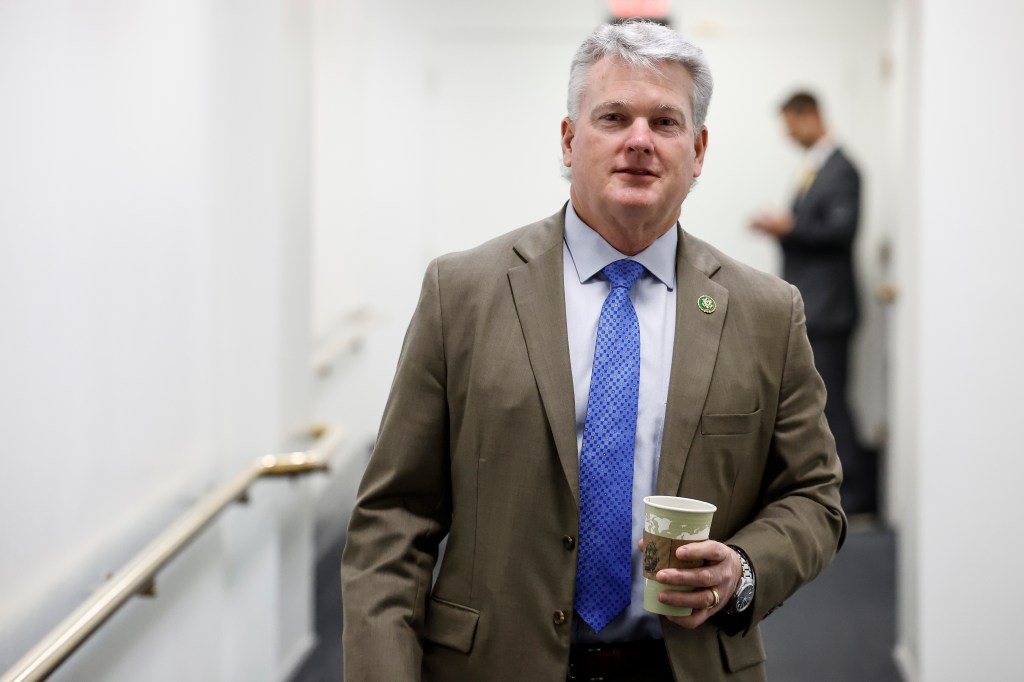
1, 426, 345, 682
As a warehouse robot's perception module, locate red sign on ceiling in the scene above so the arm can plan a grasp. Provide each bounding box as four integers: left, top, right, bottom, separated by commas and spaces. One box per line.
609, 0, 671, 19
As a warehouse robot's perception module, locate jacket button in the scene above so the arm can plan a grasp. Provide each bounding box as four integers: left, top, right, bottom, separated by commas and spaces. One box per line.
563, 535, 576, 550
553, 610, 567, 625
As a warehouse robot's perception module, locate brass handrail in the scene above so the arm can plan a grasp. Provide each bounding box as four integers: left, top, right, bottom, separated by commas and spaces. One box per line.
1, 425, 345, 682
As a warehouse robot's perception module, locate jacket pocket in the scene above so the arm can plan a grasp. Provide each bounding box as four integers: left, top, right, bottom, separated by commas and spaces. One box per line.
700, 409, 762, 436
423, 596, 480, 654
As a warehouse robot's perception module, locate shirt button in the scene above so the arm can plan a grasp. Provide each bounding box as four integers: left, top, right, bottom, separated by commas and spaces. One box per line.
563, 535, 576, 550
553, 610, 567, 625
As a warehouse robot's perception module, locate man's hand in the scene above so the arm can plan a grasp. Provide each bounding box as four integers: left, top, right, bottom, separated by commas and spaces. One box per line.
650, 540, 743, 629
750, 209, 795, 237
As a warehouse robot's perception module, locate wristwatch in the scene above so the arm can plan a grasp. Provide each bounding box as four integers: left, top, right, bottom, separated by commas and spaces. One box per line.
725, 547, 755, 614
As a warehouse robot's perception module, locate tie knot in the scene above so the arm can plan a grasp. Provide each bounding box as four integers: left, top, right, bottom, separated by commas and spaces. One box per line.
603, 259, 645, 290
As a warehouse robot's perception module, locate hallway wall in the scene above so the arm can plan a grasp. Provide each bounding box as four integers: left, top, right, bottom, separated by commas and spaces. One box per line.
893, 0, 1024, 678
0, 2, 324, 680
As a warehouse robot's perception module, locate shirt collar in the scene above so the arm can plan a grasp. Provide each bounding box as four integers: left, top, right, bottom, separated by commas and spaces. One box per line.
564, 202, 677, 290
805, 135, 838, 171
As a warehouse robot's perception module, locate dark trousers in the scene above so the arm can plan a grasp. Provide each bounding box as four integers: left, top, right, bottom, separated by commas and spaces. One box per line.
808, 331, 875, 514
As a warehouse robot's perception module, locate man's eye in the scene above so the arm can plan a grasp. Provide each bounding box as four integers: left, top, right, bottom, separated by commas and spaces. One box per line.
656, 118, 678, 127
601, 113, 623, 122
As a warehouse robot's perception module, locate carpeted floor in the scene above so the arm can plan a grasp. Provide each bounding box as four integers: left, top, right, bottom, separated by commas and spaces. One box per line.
760, 522, 900, 681
293, 523, 900, 681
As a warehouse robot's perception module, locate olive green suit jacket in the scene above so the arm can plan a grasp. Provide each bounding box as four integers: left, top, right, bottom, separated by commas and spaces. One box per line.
341, 208, 846, 681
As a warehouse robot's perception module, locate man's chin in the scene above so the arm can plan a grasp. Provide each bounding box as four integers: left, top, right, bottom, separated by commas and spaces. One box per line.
604, 185, 651, 203
606, 193, 664, 214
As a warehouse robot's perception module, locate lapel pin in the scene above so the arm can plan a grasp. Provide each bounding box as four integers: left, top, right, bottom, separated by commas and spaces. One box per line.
697, 295, 717, 314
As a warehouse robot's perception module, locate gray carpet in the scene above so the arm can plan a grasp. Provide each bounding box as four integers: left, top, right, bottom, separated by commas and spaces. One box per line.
293, 524, 900, 681
761, 523, 900, 681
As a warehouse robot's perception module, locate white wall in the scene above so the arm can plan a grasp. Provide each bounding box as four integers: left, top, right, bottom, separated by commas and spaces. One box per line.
894, 0, 1024, 679
0, 2, 324, 680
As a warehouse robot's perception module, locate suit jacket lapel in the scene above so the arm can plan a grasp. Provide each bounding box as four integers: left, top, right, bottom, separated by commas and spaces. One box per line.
508, 210, 580, 502
656, 230, 728, 495
794, 148, 840, 210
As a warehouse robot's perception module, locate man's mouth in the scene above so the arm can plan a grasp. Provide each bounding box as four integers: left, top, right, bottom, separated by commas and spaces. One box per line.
617, 168, 657, 176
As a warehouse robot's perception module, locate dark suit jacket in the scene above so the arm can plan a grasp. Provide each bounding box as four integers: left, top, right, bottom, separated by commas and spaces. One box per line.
781, 148, 861, 335
341, 208, 846, 682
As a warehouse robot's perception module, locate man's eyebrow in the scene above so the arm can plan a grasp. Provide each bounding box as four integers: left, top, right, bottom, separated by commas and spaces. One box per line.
591, 100, 688, 121
592, 99, 631, 112
653, 103, 687, 119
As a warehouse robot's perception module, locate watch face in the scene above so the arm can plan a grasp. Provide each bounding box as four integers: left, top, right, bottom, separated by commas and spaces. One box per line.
736, 584, 754, 611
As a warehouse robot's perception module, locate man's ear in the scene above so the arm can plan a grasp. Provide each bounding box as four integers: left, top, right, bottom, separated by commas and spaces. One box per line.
692, 126, 709, 178
561, 117, 575, 168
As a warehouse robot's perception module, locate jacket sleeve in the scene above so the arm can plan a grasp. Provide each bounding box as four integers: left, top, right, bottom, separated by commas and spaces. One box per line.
341, 260, 452, 681
724, 284, 847, 631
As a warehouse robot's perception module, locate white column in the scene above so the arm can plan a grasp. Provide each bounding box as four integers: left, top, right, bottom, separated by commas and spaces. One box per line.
895, 0, 1024, 679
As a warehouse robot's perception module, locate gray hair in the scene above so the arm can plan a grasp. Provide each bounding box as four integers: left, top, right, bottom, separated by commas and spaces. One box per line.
566, 20, 714, 133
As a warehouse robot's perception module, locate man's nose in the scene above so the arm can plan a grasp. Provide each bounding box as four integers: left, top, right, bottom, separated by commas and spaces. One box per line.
626, 120, 653, 154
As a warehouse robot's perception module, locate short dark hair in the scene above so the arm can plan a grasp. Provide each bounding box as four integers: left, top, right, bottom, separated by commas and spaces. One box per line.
780, 91, 819, 115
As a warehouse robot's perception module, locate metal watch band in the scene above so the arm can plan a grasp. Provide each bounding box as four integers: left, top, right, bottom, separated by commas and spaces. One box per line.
725, 546, 755, 614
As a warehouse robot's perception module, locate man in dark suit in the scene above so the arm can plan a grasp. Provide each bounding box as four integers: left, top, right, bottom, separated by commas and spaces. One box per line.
751, 91, 872, 515
343, 24, 845, 681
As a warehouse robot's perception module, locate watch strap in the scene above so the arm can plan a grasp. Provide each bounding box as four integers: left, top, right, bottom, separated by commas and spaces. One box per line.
725, 546, 755, 614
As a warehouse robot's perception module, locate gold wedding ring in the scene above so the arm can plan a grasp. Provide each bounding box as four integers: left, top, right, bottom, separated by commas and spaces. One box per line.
709, 588, 720, 610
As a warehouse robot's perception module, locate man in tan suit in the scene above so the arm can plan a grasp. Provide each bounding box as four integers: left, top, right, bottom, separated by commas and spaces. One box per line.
342, 21, 845, 682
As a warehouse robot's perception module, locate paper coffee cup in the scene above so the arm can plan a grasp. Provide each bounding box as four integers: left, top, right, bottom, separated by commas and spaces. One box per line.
642, 495, 717, 616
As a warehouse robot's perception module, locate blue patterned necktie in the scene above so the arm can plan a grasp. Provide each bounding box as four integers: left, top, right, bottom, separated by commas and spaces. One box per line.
574, 258, 645, 633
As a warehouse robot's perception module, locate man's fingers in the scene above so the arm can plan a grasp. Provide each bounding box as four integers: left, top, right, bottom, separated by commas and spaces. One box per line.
658, 587, 722, 630
709, 586, 721, 610
674, 539, 728, 562
656, 566, 717, 587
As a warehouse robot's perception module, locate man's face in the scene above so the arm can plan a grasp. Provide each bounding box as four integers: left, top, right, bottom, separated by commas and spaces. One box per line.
561, 56, 707, 234
782, 110, 822, 149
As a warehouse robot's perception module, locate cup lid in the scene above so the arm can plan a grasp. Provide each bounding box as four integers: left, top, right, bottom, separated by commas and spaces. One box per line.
643, 495, 717, 514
